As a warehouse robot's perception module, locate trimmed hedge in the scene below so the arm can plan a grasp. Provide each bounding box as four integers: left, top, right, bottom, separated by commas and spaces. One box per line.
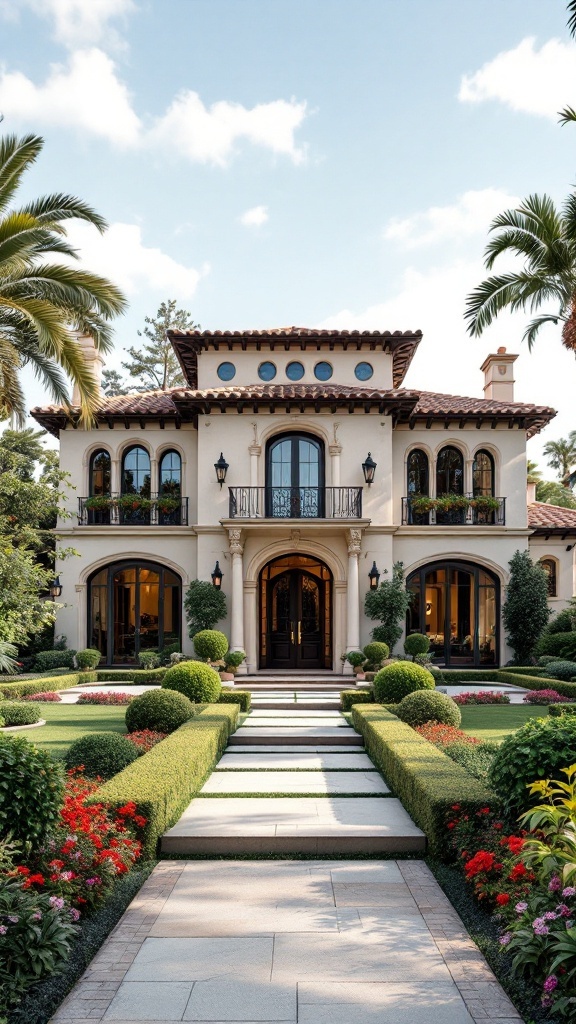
1, 701, 42, 726
396, 689, 461, 728
374, 661, 434, 702
341, 689, 374, 712
95, 668, 166, 684
351, 705, 496, 856
549, 703, 576, 717
92, 704, 239, 856
497, 671, 576, 698
440, 670, 502, 681
497, 666, 554, 677
34, 649, 76, 672
0, 671, 97, 698
219, 689, 251, 712
125, 690, 194, 734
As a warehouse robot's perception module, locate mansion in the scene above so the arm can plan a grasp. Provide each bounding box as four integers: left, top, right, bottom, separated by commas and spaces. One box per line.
32, 327, 576, 673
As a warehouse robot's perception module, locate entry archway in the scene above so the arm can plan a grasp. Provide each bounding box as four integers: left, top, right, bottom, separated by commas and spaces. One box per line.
259, 554, 333, 669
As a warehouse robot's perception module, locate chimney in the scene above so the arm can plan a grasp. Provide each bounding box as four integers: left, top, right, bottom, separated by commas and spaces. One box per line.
70, 331, 105, 406
480, 347, 518, 402
527, 481, 537, 505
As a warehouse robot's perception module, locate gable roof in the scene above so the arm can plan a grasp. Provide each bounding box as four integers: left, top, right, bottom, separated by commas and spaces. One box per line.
528, 501, 576, 535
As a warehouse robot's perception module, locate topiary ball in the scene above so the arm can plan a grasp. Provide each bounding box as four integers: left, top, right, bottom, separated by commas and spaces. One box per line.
404, 633, 430, 658
64, 732, 139, 779
162, 660, 222, 703
192, 630, 229, 662
489, 715, 576, 815
75, 648, 102, 670
362, 641, 390, 667
373, 661, 435, 703
0, 701, 42, 726
544, 660, 576, 682
125, 689, 194, 734
396, 689, 461, 728
0, 736, 65, 847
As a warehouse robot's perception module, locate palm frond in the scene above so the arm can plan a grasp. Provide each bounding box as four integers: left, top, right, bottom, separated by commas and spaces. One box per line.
522, 314, 562, 350
559, 105, 576, 125
465, 272, 565, 336
4, 263, 127, 320
484, 227, 550, 272
18, 193, 108, 233
568, 1, 576, 38
17, 337, 71, 408
0, 336, 25, 425
0, 134, 43, 218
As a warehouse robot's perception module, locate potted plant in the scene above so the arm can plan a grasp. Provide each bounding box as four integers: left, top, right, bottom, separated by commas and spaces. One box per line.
410, 495, 436, 515
223, 650, 246, 680
346, 650, 367, 679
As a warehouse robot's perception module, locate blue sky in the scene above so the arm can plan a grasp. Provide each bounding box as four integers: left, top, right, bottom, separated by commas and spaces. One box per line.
1, 0, 576, 470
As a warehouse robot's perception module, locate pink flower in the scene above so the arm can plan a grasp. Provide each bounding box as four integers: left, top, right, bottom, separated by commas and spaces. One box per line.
543, 975, 558, 993
533, 918, 550, 935
548, 876, 562, 892
544, 911, 558, 920
49, 896, 65, 911
499, 933, 512, 945
515, 902, 528, 913
69, 908, 81, 922
562, 887, 576, 897
32, 912, 42, 920
556, 904, 571, 917
0, 925, 7, 935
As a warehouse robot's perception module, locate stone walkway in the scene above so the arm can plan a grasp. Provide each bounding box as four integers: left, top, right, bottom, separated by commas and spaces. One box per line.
50, 684, 524, 1023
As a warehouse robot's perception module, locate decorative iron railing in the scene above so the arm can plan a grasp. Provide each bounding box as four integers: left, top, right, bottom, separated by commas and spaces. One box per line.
78, 495, 189, 526
228, 486, 363, 519
402, 494, 506, 526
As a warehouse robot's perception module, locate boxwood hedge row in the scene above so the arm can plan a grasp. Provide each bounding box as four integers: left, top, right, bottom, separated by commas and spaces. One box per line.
0, 671, 97, 698
497, 671, 576, 697
219, 689, 251, 712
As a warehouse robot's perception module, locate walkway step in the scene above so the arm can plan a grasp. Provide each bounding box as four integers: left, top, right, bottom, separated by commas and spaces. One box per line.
228, 744, 369, 752
217, 751, 376, 769
201, 770, 390, 795
251, 701, 340, 710
229, 729, 363, 746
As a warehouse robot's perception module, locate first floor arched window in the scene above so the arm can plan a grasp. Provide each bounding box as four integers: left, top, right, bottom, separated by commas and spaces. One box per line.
540, 558, 557, 597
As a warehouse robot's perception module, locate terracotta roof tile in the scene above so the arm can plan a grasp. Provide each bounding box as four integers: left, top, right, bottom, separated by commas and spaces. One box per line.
528, 502, 576, 531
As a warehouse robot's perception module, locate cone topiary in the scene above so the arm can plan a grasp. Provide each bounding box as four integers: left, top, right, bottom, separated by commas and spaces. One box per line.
373, 661, 435, 703
192, 630, 229, 662
162, 660, 222, 703
395, 689, 461, 727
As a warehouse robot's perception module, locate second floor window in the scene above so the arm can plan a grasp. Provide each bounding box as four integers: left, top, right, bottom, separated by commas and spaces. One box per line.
89, 450, 111, 496
266, 433, 324, 517
473, 450, 495, 497
407, 449, 429, 495
122, 446, 151, 497
159, 450, 182, 496
541, 558, 557, 597
437, 446, 464, 495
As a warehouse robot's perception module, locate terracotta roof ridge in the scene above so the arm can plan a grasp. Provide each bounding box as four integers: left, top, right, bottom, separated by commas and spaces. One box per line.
412, 388, 555, 411
528, 500, 576, 511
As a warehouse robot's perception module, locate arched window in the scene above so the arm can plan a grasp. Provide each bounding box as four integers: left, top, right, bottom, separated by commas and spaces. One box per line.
407, 449, 429, 495
266, 432, 324, 517
159, 450, 181, 495
540, 558, 557, 597
89, 449, 111, 496
436, 446, 464, 495
122, 446, 151, 497
473, 450, 495, 497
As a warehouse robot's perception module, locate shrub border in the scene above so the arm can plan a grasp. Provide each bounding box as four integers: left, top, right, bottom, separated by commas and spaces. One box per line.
0, 671, 97, 698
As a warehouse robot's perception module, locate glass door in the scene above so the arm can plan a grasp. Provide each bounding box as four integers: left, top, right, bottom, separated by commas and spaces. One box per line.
407, 561, 498, 667
89, 562, 181, 664
267, 434, 323, 517
267, 569, 324, 668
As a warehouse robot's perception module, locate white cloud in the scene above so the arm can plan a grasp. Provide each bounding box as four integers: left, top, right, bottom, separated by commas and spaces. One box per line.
0, 48, 141, 145
149, 92, 307, 166
239, 205, 269, 227
459, 37, 576, 120
2, 0, 135, 49
0, 49, 308, 165
67, 221, 206, 298
383, 188, 520, 248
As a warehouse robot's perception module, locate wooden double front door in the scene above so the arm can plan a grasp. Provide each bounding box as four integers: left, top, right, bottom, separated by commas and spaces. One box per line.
260, 556, 332, 670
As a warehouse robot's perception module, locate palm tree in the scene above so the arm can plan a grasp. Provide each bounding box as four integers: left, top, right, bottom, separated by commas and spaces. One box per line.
465, 193, 576, 352
543, 436, 576, 479
527, 459, 542, 485
0, 133, 127, 424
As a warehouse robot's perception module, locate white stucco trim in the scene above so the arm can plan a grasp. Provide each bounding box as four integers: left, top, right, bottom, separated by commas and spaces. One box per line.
402, 550, 508, 586
244, 538, 346, 585
78, 551, 190, 586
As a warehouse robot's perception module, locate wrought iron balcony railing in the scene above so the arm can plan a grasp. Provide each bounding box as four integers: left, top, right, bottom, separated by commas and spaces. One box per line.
402, 494, 506, 526
78, 494, 189, 526
228, 486, 363, 519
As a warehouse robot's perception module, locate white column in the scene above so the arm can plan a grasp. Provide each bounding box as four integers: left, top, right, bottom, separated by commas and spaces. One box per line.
228, 528, 247, 671
249, 444, 261, 487
329, 443, 342, 486
345, 529, 362, 673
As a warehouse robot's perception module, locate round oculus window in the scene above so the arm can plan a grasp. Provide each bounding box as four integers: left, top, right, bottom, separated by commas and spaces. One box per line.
314, 361, 333, 381
286, 361, 305, 381
217, 361, 236, 382
258, 361, 277, 382
355, 361, 374, 381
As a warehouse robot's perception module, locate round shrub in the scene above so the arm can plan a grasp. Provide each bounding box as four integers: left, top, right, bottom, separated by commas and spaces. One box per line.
193, 630, 229, 662
543, 660, 576, 682
538, 655, 558, 667
75, 647, 102, 670
489, 715, 576, 815
224, 650, 246, 669
162, 660, 222, 703
404, 633, 430, 658
362, 642, 389, 668
1, 701, 42, 726
373, 661, 435, 703
396, 689, 461, 728
125, 689, 194, 734
0, 736, 65, 846
64, 732, 139, 779
346, 650, 366, 668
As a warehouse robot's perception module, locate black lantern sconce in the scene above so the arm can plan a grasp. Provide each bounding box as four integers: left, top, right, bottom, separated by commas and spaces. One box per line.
362, 452, 377, 486
368, 562, 380, 590
49, 575, 62, 600
211, 561, 223, 589
214, 453, 229, 488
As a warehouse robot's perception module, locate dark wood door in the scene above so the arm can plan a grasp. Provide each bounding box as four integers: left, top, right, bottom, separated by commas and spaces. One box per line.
268, 570, 323, 669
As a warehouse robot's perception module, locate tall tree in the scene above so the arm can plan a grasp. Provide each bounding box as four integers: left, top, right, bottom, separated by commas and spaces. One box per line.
0, 133, 127, 423
542, 435, 576, 479
364, 562, 411, 654
536, 480, 576, 509
527, 459, 543, 485
560, 2, 576, 122
465, 193, 576, 352
105, 300, 199, 394
503, 550, 550, 664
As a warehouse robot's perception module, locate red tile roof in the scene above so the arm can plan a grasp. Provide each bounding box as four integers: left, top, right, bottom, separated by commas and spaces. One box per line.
528, 502, 576, 532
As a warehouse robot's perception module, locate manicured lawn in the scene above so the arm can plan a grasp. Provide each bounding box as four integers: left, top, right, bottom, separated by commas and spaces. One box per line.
460, 704, 545, 743
9, 703, 127, 757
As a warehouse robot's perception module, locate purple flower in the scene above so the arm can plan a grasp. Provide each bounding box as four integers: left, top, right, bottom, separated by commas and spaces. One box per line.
499, 933, 512, 945
544, 911, 558, 920
515, 902, 528, 913
541, 995, 553, 1009
60, 871, 73, 881
0, 925, 7, 935
563, 887, 576, 898
31, 912, 42, 921
7, 916, 19, 923
544, 975, 558, 993
532, 918, 550, 935
49, 896, 65, 911
69, 908, 80, 922
556, 904, 571, 917
85, 878, 96, 887
548, 876, 562, 892
567, 920, 575, 929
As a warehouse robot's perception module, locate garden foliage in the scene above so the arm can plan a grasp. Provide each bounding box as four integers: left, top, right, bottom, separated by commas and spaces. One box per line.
489, 716, 576, 815
0, 701, 42, 726
403, 633, 430, 658
65, 733, 139, 780
162, 660, 222, 703
503, 550, 550, 664
0, 737, 64, 847
184, 580, 227, 637
125, 689, 194, 734
193, 629, 228, 662
395, 689, 461, 727
373, 661, 435, 703
364, 562, 411, 653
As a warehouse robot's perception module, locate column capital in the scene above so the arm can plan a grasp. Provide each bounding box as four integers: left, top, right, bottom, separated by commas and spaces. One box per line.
346, 527, 363, 555
248, 444, 262, 457
329, 443, 342, 456
228, 528, 244, 555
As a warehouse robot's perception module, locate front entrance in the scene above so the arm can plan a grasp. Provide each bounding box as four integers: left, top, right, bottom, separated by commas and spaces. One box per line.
260, 555, 332, 669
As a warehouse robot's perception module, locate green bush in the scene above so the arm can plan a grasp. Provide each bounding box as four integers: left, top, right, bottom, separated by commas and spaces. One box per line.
404, 633, 430, 658
185, 579, 227, 636
503, 550, 550, 663
443, 741, 499, 784
162, 660, 221, 703
65, 733, 139, 780
441, 670, 500, 681
95, 668, 166, 684
543, 660, 576, 682
138, 650, 161, 669
497, 671, 576, 698
546, 606, 576, 634
75, 648, 102, 670
193, 629, 229, 662
362, 641, 389, 668
219, 689, 251, 711
351, 705, 495, 856
429, 666, 447, 686
340, 689, 374, 712
549, 704, 576, 717
396, 690, 461, 728
489, 715, 576, 815
93, 704, 239, 856
0, 671, 96, 699
33, 649, 76, 672
0, 714, 4, 727
346, 650, 366, 668
535, 631, 576, 661
1, 701, 42, 726
538, 655, 559, 666
224, 650, 246, 670
125, 690, 194, 734
373, 661, 435, 703
0, 736, 65, 846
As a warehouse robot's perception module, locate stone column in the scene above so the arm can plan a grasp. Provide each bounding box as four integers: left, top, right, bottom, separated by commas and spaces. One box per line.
345, 528, 362, 673
329, 442, 342, 486
228, 528, 247, 672
249, 444, 261, 487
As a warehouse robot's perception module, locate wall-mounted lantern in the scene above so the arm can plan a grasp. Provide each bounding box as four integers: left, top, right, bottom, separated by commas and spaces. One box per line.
362, 452, 377, 486
211, 561, 223, 589
368, 562, 380, 590
49, 576, 62, 600
214, 453, 229, 488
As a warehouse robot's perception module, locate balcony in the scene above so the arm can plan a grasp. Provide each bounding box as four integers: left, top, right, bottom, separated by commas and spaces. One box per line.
228, 486, 363, 519
402, 494, 506, 526
78, 494, 189, 526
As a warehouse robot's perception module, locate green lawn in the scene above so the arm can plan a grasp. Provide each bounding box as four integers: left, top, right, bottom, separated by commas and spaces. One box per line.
460, 704, 546, 743
9, 704, 127, 758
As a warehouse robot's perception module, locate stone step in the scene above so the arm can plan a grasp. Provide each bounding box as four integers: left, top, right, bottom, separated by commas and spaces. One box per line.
228, 745, 369, 753
217, 751, 376, 770
229, 728, 363, 746
201, 770, 390, 795
251, 702, 340, 710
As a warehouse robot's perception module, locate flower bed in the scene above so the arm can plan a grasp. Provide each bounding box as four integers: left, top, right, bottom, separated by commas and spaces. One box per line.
22, 691, 62, 702
523, 689, 573, 705
453, 691, 511, 705
414, 722, 481, 746
76, 692, 134, 706
125, 729, 167, 753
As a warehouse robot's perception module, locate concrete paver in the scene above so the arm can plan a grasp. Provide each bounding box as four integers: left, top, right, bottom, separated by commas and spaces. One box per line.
216, 752, 375, 769
201, 770, 389, 794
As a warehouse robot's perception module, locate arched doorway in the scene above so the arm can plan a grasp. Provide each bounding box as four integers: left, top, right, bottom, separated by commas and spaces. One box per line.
88, 560, 182, 665
259, 554, 332, 669
266, 432, 325, 518
406, 560, 499, 667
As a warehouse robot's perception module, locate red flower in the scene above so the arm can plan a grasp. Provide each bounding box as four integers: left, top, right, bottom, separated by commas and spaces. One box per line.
508, 863, 528, 881
496, 893, 510, 906
447, 822, 456, 830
